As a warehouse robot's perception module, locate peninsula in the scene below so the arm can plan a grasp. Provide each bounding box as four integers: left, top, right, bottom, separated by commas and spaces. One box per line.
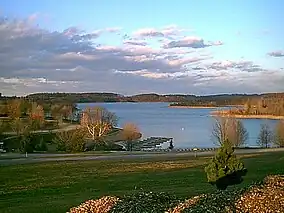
211, 96, 284, 119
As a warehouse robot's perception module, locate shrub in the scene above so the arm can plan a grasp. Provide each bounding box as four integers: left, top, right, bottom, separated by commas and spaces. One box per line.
182, 188, 244, 213
53, 128, 86, 153
110, 192, 180, 213
204, 140, 247, 190
35, 137, 48, 151
19, 133, 34, 153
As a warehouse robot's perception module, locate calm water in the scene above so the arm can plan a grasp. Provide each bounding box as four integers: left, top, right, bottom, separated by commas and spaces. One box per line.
77, 102, 277, 148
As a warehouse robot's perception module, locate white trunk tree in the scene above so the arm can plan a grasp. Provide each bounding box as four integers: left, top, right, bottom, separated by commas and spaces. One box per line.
80, 106, 117, 141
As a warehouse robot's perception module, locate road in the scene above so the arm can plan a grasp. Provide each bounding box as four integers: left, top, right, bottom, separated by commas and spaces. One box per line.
1, 148, 284, 166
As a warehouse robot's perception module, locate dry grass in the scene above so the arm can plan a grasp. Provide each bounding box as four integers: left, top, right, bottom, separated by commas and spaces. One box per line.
107, 159, 208, 173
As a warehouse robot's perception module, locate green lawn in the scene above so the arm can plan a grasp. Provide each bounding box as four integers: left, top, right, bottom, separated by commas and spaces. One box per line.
0, 152, 283, 213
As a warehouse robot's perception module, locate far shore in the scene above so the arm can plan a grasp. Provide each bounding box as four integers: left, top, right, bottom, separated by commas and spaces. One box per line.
168, 105, 218, 109
211, 111, 284, 120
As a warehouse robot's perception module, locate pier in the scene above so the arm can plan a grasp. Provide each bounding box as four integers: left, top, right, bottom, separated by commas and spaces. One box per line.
132, 137, 173, 151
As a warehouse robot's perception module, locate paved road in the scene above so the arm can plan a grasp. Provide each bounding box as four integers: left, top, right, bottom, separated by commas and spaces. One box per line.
1, 148, 284, 166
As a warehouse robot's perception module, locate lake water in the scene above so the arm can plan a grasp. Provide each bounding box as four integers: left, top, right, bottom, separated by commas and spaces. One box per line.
77, 102, 278, 148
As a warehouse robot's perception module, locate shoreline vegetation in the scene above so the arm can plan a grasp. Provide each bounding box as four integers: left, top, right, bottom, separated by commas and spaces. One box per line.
211, 110, 284, 120
168, 105, 218, 109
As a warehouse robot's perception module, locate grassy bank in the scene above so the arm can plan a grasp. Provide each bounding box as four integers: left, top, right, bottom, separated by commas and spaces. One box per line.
0, 151, 283, 213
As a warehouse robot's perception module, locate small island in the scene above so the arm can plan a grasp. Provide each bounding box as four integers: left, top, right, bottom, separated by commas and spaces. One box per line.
211, 97, 284, 120
169, 101, 219, 109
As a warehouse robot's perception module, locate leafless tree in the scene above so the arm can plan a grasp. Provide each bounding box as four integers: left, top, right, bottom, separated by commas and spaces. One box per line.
212, 117, 248, 147
257, 124, 273, 148
120, 122, 141, 151
28, 103, 45, 130
80, 106, 117, 142
274, 120, 284, 147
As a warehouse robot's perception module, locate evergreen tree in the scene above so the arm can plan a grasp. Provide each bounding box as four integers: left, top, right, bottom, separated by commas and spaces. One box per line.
205, 140, 247, 190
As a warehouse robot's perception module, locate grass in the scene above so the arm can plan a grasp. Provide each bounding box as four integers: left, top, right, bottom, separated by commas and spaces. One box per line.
0, 152, 284, 213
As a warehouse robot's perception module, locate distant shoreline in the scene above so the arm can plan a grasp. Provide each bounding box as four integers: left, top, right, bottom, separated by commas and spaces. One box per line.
168, 105, 217, 109
211, 111, 284, 120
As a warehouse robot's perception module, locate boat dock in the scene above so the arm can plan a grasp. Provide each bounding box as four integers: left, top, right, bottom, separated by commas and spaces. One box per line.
133, 137, 173, 151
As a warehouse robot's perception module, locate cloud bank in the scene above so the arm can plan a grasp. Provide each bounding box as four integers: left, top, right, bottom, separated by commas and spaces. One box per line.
0, 15, 283, 96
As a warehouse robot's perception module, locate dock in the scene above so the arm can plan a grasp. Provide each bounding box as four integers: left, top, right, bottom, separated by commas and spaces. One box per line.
132, 137, 173, 151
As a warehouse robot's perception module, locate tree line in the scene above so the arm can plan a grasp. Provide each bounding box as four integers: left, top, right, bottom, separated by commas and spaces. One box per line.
1, 92, 282, 105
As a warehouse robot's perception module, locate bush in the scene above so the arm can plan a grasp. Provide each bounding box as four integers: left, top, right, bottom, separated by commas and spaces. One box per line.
110, 192, 180, 213
53, 128, 86, 153
205, 140, 247, 190
35, 138, 48, 151
19, 133, 34, 153
182, 188, 244, 213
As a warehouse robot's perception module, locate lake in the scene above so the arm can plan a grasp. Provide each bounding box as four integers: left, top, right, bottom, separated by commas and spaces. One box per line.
77, 102, 278, 148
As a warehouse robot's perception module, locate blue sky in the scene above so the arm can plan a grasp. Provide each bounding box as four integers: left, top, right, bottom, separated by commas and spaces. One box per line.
0, 1, 284, 96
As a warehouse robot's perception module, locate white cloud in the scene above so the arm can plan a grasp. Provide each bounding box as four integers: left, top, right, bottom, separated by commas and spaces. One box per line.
0, 14, 283, 96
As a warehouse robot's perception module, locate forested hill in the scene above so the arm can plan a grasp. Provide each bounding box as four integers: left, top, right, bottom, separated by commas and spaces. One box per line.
20, 92, 284, 105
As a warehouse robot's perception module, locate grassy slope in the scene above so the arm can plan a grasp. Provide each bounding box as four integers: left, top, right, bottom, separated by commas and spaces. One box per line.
0, 152, 284, 213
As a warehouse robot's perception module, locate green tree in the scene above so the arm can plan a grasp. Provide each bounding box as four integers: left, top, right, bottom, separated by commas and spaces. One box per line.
257, 124, 273, 148
53, 128, 86, 153
205, 140, 247, 190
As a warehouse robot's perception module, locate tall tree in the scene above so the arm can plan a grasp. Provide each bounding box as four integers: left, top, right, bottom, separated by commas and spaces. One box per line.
257, 124, 273, 148
274, 120, 284, 147
120, 123, 141, 151
80, 106, 117, 141
212, 117, 248, 147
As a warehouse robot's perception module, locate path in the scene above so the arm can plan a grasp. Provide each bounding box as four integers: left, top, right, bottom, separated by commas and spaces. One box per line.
2, 123, 80, 135
1, 148, 284, 165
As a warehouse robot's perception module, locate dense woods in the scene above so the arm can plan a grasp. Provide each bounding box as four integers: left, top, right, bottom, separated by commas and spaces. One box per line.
2, 92, 283, 104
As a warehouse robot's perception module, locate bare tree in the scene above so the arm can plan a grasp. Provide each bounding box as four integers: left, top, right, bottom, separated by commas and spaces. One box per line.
274, 120, 284, 147
120, 123, 141, 151
80, 106, 117, 142
212, 117, 248, 147
257, 124, 273, 148
28, 103, 45, 130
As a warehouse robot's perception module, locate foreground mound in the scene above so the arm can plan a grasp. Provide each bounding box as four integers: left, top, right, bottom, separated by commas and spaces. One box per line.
235, 175, 284, 213
67, 175, 284, 213
67, 196, 119, 213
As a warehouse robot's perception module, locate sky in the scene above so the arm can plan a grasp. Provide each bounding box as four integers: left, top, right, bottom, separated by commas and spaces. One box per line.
0, 0, 284, 96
